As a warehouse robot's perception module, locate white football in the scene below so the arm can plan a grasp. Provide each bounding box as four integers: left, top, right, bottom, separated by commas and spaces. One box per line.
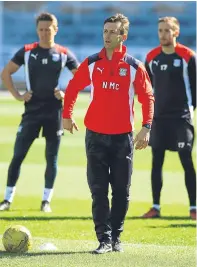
2, 225, 32, 253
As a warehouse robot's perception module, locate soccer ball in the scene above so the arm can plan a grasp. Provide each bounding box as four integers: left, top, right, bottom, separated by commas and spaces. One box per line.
2, 225, 32, 253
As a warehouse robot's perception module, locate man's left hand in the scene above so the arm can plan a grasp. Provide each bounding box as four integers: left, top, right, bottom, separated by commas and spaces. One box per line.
63, 118, 79, 134
134, 127, 150, 150
54, 88, 65, 100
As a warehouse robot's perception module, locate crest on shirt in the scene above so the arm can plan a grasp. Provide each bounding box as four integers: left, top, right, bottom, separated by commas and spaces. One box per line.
173, 59, 181, 67
52, 53, 60, 62
119, 68, 127, 76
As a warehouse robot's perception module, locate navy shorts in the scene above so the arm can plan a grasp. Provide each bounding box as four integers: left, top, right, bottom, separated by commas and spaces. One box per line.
149, 118, 194, 151
16, 108, 63, 139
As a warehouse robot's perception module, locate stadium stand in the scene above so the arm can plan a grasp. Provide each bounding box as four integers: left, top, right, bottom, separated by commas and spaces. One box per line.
0, 1, 196, 88
2, 1, 196, 47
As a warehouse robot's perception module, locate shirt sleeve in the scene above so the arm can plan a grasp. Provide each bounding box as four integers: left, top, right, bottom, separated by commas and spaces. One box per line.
133, 63, 155, 125
63, 58, 91, 118
145, 59, 153, 86
11, 47, 25, 66
65, 49, 80, 71
188, 54, 196, 109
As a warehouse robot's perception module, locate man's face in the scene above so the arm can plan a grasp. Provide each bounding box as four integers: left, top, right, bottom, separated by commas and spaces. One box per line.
158, 22, 178, 46
37, 21, 57, 43
103, 22, 126, 49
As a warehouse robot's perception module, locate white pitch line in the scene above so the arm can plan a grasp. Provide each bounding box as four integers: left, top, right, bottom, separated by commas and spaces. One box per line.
27, 236, 196, 249
0, 234, 194, 249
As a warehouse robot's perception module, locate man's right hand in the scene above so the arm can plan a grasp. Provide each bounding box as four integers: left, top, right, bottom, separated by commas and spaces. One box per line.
63, 118, 79, 134
16, 90, 33, 102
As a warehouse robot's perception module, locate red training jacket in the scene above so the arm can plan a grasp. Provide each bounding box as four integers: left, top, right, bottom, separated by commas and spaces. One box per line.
63, 45, 154, 134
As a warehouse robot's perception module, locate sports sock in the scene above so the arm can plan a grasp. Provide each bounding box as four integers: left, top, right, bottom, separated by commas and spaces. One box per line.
42, 188, 53, 202
4, 186, 16, 203
153, 204, 160, 211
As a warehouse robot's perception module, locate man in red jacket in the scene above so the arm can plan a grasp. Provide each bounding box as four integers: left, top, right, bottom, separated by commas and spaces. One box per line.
63, 13, 154, 254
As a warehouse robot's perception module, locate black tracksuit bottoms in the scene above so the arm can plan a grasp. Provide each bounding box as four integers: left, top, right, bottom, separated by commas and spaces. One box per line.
85, 129, 133, 243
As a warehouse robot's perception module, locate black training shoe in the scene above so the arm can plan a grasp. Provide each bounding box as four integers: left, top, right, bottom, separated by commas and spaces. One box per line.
112, 239, 124, 252
0, 200, 11, 211
41, 201, 52, 212
93, 242, 112, 254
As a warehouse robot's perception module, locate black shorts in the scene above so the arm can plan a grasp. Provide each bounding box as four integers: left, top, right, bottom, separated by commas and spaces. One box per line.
149, 118, 194, 151
16, 108, 63, 139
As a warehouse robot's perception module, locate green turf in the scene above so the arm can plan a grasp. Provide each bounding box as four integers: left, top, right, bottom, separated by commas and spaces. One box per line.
0, 239, 195, 267
0, 94, 196, 267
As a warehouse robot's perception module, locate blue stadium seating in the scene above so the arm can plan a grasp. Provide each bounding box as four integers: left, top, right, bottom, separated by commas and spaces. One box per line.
2, 1, 196, 47
0, 1, 195, 85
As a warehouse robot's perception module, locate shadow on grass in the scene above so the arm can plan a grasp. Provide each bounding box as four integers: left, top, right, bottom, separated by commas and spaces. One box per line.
0, 250, 93, 258
0, 216, 92, 221
129, 216, 194, 221
147, 223, 196, 228
0, 216, 195, 221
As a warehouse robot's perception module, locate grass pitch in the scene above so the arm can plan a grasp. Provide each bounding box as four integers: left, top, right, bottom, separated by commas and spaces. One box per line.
0, 94, 196, 267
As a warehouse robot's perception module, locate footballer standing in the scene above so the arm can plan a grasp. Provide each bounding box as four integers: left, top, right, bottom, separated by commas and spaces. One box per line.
0, 13, 79, 212
142, 17, 196, 220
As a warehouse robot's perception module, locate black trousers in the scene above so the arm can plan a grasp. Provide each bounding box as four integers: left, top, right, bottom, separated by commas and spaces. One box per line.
7, 109, 62, 189
85, 129, 133, 243
7, 135, 61, 189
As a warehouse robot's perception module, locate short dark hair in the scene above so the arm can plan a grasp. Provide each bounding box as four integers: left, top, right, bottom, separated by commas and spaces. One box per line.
104, 13, 130, 35
36, 12, 58, 27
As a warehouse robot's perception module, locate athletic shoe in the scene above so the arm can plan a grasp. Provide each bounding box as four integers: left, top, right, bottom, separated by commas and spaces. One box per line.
0, 200, 11, 211
142, 207, 160, 218
41, 201, 52, 212
190, 209, 196, 220
112, 238, 123, 252
93, 242, 112, 254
